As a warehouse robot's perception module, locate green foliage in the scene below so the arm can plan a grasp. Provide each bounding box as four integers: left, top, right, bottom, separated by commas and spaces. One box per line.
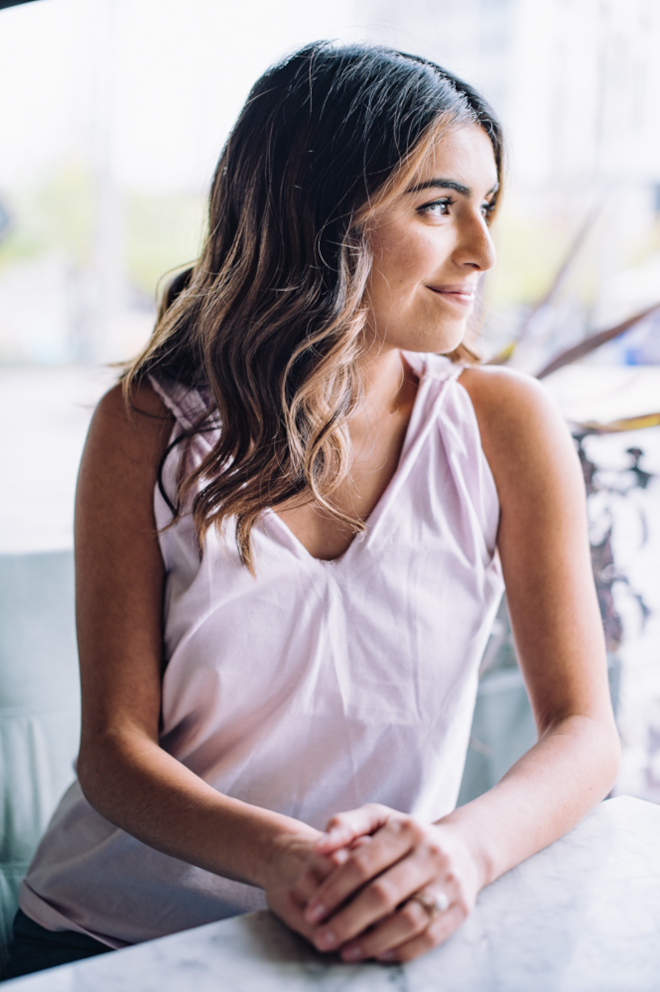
125, 192, 206, 301
0, 161, 95, 269
0, 168, 207, 306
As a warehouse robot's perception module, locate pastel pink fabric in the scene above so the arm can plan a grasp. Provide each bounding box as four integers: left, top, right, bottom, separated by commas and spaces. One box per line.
19, 352, 503, 947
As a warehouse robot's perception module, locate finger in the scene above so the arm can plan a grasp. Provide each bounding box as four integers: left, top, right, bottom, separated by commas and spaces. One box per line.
375, 905, 466, 964
338, 897, 434, 962
305, 817, 419, 926
289, 850, 350, 906
309, 853, 437, 950
315, 804, 392, 854
271, 890, 319, 945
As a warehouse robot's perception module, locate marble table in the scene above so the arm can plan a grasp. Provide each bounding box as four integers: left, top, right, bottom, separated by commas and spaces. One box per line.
6, 796, 660, 991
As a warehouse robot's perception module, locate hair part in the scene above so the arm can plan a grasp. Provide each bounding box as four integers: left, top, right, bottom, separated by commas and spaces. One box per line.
124, 42, 504, 571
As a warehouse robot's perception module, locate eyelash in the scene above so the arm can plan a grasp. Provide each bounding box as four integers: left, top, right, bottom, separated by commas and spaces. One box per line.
418, 197, 497, 223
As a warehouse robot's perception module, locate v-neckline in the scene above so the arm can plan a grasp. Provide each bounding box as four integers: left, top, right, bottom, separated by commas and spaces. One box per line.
264, 353, 437, 568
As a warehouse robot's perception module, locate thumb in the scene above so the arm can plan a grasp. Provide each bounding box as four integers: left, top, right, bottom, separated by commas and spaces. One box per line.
315, 803, 392, 854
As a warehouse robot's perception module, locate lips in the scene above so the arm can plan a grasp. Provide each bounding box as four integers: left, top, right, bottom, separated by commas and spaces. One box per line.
427, 284, 477, 307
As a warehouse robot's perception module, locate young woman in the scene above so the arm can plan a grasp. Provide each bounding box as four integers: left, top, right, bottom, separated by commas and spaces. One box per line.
10, 42, 619, 976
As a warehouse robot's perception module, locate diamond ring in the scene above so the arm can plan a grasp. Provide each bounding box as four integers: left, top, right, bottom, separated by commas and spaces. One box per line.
409, 889, 450, 918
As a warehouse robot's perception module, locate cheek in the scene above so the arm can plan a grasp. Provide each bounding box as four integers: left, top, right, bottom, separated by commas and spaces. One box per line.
371, 231, 438, 295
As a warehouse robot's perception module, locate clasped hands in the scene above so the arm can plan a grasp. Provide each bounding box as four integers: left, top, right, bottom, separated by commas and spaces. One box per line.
266, 803, 481, 964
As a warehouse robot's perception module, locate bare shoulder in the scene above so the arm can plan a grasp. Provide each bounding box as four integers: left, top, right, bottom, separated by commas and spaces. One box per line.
457, 364, 582, 506
77, 378, 175, 537
458, 364, 564, 444
85, 379, 175, 474
92, 378, 173, 441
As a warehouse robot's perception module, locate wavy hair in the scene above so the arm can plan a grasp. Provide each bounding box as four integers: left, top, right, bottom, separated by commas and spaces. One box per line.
124, 42, 504, 571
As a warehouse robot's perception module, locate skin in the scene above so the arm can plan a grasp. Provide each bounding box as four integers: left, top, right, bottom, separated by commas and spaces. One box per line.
75, 123, 620, 965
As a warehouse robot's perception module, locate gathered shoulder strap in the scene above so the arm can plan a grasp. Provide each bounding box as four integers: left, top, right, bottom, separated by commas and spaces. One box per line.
403, 351, 464, 386
148, 374, 215, 432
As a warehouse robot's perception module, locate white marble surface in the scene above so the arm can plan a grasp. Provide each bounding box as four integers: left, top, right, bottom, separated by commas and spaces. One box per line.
6, 796, 660, 991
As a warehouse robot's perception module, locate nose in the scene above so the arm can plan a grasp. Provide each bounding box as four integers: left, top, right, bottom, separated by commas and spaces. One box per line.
454, 210, 496, 273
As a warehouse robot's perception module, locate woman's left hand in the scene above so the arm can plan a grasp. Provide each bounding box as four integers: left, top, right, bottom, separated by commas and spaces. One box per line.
291, 804, 483, 964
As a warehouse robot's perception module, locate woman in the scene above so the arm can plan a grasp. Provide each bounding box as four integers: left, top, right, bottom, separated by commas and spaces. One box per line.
10, 42, 619, 975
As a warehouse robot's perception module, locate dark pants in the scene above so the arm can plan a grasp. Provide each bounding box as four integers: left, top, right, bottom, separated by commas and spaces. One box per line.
5, 909, 112, 978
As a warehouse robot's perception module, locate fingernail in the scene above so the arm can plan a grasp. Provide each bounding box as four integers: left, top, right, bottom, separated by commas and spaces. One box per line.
316, 927, 338, 950
341, 944, 363, 962
306, 902, 326, 923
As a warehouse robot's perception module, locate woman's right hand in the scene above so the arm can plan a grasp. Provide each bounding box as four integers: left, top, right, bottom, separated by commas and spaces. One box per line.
264, 832, 351, 943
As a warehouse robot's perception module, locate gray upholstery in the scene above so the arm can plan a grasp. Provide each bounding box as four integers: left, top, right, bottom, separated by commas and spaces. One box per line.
0, 551, 80, 978
458, 634, 620, 808
458, 667, 537, 806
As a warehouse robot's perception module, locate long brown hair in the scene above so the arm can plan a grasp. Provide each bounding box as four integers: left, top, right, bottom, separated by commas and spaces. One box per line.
124, 42, 504, 570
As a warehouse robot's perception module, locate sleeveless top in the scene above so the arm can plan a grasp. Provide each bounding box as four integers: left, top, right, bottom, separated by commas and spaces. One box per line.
19, 352, 504, 948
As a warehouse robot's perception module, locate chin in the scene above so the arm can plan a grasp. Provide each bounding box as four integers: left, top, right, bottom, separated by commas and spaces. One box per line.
377, 317, 469, 356
422, 320, 468, 355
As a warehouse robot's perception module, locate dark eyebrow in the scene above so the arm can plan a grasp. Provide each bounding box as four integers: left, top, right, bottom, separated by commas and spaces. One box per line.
406, 178, 500, 198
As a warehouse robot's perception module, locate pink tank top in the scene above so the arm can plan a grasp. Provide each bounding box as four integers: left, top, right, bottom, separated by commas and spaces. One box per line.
19, 352, 503, 947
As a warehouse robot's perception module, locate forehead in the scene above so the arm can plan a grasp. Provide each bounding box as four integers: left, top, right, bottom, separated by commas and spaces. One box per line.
411, 123, 498, 191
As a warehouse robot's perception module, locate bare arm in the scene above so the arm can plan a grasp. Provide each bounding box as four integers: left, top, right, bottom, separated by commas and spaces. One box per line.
295, 367, 620, 963
75, 383, 321, 896
442, 366, 620, 881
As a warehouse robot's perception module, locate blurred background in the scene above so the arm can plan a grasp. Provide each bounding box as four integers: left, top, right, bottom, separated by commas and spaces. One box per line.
0, 0, 658, 800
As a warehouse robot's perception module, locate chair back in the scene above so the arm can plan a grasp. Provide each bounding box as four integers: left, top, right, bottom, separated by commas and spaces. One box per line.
0, 550, 80, 977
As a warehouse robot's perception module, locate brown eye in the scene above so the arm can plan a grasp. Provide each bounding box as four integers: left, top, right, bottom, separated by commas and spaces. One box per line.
482, 201, 497, 222
419, 197, 454, 217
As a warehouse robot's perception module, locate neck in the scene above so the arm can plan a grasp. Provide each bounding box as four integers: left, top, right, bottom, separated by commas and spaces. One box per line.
351, 345, 418, 437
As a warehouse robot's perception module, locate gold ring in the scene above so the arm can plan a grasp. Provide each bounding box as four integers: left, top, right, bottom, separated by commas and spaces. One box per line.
409, 889, 450, 918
